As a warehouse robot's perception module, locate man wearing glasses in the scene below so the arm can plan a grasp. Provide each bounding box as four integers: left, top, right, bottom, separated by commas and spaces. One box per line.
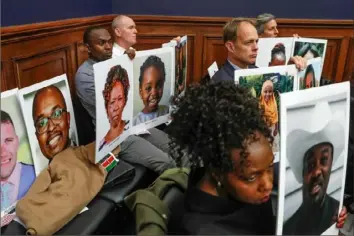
32, 85, 75, 160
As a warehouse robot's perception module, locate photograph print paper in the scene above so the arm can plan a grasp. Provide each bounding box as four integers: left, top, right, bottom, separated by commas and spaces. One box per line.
132, 47, 174, 128
235, 65, 298, 156
175, 36, 187, 96
18, 75, 78, 175
1, 89, 36, 226
94, 56, 134, 163
277, 82, 350, 235
298, 57, 323, 90
256, 37, 294, 68
292, 37, 327, 64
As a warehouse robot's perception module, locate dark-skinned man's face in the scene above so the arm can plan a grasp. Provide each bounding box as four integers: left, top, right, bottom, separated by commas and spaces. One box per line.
302, 143, 333, 205
87, 28, 113, 62
32, 86, 71, 159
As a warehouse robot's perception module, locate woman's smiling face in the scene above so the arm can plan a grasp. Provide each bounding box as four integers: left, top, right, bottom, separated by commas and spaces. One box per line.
139, 66, 164, 113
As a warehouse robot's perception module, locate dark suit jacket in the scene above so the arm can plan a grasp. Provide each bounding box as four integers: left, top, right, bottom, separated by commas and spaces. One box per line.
211, 60, 257, 83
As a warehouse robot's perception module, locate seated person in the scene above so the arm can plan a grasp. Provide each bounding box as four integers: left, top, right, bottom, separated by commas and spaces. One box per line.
165, 81, 347, 235
133, 55, 169, 125
75, 26, 176, 174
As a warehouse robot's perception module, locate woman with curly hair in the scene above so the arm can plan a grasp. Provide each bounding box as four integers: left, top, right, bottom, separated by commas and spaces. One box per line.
166, 81, 276, 234
133, 55, 169, 125
99, 65, 130, 151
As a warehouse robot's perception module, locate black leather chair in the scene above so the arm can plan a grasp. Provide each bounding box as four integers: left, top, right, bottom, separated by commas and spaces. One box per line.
98, 163, 158, 205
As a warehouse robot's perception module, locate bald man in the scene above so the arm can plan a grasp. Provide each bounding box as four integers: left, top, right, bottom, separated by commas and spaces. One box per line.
112, 15, 137, 57
111, 15, 180, 57
32, 85, 74, 159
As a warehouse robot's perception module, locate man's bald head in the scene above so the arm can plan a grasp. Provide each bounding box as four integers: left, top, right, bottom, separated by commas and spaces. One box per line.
32, 85, 67, 120
112, 15, 137, 49
32, 85, 71, 159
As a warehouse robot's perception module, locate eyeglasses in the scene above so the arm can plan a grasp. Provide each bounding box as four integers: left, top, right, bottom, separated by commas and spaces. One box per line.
35, 108, 67, 134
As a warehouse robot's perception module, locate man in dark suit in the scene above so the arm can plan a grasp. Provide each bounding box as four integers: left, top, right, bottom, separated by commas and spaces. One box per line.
212, 18, 306, 83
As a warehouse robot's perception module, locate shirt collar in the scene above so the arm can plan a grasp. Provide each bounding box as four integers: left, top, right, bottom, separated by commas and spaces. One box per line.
5, 162, 21, 186
227, 59, 248, 70
112, 43, 127, 57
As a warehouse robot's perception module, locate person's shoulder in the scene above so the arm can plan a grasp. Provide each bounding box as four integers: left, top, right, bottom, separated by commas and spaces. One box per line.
76, 60, 95, 78
211, 63, 233, 83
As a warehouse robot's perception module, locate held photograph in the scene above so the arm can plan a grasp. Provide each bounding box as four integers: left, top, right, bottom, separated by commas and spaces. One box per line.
277, 82, 350, 235
18, 75, 78, 175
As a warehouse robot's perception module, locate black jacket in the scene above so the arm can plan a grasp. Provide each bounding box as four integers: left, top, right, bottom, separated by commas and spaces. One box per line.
211, 60, 257, 83
173, 168, 276, 235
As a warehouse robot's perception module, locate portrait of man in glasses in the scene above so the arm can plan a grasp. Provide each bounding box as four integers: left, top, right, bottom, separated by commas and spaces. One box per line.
32, 85, 76, 160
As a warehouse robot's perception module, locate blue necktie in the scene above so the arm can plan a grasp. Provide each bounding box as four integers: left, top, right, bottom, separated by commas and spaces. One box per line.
1, 182, 13, 212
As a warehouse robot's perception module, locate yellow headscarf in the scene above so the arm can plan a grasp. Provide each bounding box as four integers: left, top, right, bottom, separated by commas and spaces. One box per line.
259, 80, 278, 126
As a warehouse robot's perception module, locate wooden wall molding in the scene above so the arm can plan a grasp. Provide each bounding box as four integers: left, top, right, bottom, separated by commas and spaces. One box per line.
1, 15, 354, 93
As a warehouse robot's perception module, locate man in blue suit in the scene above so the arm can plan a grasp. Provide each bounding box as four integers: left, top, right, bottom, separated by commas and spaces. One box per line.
1, 110, 35, 213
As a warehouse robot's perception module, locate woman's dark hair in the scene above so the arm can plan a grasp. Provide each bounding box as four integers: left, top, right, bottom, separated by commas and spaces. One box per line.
304, 64, 315, 86
271, 43, 286, 60
103, 65, 130, 109
166, 81, 273, 173
139, 55, 166, 87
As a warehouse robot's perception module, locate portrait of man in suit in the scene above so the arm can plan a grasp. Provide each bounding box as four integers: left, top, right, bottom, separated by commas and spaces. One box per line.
1, 110, 36, 213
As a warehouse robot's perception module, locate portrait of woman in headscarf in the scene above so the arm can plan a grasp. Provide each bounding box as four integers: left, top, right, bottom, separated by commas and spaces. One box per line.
259, 80, 278, 138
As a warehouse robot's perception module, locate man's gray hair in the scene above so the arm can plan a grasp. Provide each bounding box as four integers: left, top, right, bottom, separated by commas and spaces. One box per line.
112, 15, 125, 30
256, 13, 276, 34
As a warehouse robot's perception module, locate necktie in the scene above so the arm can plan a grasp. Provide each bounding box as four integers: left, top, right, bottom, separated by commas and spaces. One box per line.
1, 182, 16, 227
1, 182, 14, 212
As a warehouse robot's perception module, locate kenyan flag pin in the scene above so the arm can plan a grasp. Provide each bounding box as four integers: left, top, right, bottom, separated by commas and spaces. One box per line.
100, 152, 119, 172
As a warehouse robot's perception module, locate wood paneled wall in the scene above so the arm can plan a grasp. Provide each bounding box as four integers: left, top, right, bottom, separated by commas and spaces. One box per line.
1, 15, 353, 94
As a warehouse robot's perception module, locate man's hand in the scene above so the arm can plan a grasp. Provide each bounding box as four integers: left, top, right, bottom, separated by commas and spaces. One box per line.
288, 56, 307, 71
336, 207, 348, 229
172, 36, 181, 44
293, 34, 300, 38
125, 48, 136, 60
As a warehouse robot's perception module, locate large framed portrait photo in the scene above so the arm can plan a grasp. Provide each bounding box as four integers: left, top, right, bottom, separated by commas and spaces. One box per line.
277, 82, 350, 235
18, 75, 78, 175
93, 56, 134, 163
132, 47, 175, 130
1, 89, 36, 226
